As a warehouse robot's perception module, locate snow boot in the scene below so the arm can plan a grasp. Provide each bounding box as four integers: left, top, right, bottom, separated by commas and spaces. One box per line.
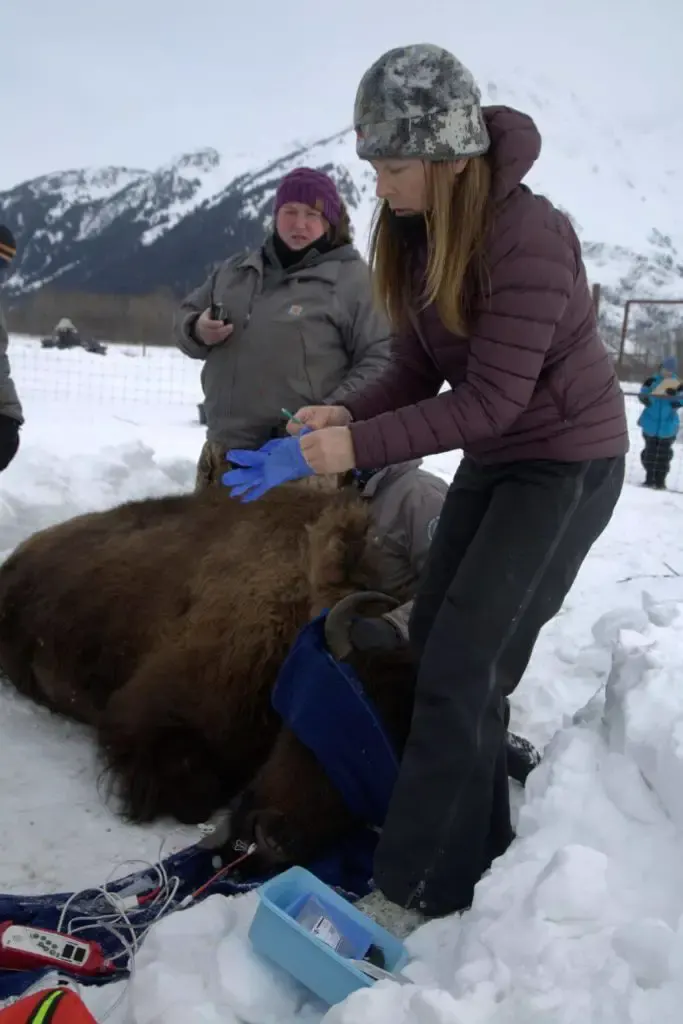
354, 888, 427, 939
506, 731, 541, 784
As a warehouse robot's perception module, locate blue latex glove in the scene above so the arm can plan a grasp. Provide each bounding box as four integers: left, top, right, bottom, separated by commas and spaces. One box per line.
222, 429, 314, 502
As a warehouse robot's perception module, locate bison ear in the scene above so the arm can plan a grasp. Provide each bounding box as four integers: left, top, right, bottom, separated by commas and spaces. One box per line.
324, 591, 400, 660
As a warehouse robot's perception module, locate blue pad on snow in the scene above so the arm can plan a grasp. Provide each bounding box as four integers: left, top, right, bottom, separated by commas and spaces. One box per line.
0, 834, 381, 1002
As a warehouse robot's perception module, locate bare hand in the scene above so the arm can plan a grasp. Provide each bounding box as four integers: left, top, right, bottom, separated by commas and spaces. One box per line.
300, 426, 356, 474
194, 308, 234, 346
286, 405, 352, 435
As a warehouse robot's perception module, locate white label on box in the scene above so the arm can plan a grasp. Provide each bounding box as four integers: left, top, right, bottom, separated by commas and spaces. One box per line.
310, 915, 343, 952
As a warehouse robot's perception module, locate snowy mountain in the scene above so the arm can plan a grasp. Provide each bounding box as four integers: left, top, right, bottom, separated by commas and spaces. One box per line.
1, 74, 681, 347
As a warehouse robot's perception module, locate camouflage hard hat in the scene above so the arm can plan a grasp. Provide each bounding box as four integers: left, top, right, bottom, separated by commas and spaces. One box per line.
353, 43, 491, 162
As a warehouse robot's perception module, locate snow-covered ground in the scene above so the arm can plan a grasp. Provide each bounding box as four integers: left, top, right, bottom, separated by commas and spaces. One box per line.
3, 338, 683, 1023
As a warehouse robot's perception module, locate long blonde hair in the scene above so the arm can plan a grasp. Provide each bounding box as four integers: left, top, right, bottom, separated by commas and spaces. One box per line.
368, 156, 493, 337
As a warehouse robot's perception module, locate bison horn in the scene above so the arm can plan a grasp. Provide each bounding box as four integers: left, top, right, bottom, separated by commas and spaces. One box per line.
324, 591, 401, 660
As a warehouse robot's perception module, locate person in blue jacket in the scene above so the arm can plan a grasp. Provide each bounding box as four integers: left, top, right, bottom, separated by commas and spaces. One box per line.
638, 356, 683, 489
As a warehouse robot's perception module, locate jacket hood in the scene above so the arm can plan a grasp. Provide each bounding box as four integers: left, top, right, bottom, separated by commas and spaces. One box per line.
483, 106, 542, 202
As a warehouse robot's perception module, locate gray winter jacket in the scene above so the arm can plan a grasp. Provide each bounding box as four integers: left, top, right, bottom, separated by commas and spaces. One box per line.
362, 461, 448, 638
174, 237, 391, 450
0, 302, 23, 423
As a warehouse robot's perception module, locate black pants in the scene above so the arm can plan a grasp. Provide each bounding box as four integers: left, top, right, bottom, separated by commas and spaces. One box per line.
641, 434, 675, 487
373, 455, 625, 917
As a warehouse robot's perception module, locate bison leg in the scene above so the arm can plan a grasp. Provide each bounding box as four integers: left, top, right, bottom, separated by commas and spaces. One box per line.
0, 642, 99, 725
98, 645, 280, 826
229, 728, 361, 874
30, 661, 101, 723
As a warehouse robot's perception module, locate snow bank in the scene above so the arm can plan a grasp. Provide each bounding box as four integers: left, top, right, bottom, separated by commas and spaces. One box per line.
83, 592, 683, 1024
0, 440, 195, 561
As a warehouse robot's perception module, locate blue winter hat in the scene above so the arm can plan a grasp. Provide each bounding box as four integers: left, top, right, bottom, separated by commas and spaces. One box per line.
660, 356, 677, 372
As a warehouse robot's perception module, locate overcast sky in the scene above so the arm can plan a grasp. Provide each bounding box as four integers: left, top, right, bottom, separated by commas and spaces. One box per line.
1, 0, 680, 190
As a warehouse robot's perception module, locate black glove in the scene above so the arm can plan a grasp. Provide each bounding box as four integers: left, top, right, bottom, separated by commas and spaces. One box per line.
0, 414, 19, 472
348, 615, 403, 652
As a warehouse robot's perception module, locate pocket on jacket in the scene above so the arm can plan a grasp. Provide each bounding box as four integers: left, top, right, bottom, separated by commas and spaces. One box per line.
294, 326, 317, 398
247, 318, 315, 402
295, 321, 348, 402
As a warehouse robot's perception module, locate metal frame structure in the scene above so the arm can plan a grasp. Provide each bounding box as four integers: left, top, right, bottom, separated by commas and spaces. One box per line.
617, 298, 683, 370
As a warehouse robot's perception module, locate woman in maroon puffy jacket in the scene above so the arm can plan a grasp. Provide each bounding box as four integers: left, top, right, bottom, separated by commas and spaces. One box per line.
287, 44, 629, 936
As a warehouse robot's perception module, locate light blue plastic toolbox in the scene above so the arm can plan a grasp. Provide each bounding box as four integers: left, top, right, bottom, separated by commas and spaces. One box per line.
248, 866, 410, 1006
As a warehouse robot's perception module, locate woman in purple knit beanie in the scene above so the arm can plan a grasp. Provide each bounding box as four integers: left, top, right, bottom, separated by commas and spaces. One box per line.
272, 167, 343, 236
174, 165, 391, 489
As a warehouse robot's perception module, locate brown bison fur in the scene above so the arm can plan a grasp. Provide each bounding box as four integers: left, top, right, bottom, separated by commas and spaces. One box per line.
0, 484, 395, 826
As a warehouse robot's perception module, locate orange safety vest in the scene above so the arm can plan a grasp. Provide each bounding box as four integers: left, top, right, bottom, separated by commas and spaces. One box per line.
0, 987, 97, 1024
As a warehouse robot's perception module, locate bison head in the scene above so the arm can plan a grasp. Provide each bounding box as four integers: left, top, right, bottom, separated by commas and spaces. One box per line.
321, 591, 403, 657
225, 591, 417, 875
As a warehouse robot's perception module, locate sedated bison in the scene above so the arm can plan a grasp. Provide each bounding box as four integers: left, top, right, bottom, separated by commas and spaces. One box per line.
0, 482, 416, 869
